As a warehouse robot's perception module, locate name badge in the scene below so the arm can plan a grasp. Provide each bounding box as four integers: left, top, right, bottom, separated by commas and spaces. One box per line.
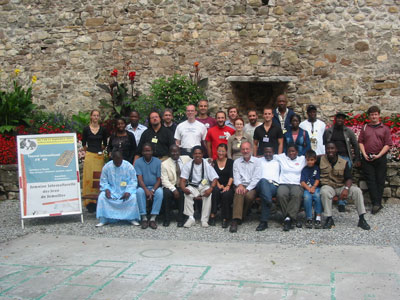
201, 179, 208, 185
120, 181, 127, 187
152, 137, 158, 143
237, 142, 241, 148
262, 136, 269, 143
282, 129, 287, 134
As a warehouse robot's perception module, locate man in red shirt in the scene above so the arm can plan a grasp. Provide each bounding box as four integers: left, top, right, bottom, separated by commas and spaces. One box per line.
206, 111, 235, 160
358, 106, 392, 214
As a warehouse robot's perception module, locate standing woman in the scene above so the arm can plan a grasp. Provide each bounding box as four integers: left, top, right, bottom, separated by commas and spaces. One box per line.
227, 118, 252, 160
283, 114, 311, 156
82, 109, 108, 213
210, 144, 234, 228
107, 118, 137, 164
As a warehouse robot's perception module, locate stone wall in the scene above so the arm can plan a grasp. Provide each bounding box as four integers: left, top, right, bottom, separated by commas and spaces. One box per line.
0, 0, 400, 120
1, 163, 400, 204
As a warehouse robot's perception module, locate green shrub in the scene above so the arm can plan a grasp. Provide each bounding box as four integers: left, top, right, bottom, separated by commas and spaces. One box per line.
150, 74, 206, 122
0, 80, 36, 133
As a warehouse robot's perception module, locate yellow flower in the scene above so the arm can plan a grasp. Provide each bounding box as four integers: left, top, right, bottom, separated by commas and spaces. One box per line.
14, 69, 20, 76
32, 75, 37, 83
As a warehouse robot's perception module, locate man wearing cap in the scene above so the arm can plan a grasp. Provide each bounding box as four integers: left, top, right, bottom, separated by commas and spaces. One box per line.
273, 94, 295, 134
323, 112, 360, 212
300, 105, 326, 155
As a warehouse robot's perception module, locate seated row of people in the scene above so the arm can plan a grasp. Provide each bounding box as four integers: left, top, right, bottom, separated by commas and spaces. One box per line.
96, 140, 371, 232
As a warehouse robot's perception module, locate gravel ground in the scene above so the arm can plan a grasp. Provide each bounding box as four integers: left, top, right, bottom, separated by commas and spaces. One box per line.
1, 200, 400, 249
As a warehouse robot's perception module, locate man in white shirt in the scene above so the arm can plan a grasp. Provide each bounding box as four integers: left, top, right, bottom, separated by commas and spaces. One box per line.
161, 145, 191, 227
126, 110, 147, 146
179, 146, 218, 228
244, 109, 262, 138
175, 105, 207, 156
299, 104, 326, 155
255, 146, 280, 231
230, 141, 261, 233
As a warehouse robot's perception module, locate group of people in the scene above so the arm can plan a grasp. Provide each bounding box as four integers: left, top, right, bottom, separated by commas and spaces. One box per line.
81, 96, 392, 232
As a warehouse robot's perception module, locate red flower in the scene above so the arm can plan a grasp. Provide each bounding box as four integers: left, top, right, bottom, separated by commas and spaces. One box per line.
110, 69, 118, 77
128, 71, 136, 82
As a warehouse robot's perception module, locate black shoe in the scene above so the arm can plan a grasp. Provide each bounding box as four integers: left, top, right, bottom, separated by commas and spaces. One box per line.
323, 217, 335, 229
371, 205, 383, 215
314, 220, 322, 229
221, 219, 228, 228
208, 217, 216, 226
229, 220, 238, 233
177, 221, 184, 227
237, 219, 242, 225
86, 203, 97, 213
295, 220, 302, 228
163, 220, 170, 227
305, 219, 313, 229
256, 221, 268, 231
338, 205, 346, 212
141, 220, 149, 229
358, 218, 371, 230
283, 219, 292, 231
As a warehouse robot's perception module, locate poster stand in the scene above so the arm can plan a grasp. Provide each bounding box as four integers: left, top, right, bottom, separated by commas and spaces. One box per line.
17, 133, 83, 228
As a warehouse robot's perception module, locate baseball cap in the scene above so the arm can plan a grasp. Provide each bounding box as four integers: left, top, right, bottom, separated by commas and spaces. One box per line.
306, 104, 317, 112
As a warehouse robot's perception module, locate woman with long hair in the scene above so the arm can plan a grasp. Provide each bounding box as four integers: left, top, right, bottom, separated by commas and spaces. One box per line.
81, 109, 108, 213
210, 143, 234, 228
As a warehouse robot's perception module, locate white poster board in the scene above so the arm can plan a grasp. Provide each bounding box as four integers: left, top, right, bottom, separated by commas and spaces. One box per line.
17, 133, 83, 228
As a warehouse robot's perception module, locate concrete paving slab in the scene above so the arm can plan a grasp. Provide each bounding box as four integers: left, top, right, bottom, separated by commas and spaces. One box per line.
0, 234, 399, 299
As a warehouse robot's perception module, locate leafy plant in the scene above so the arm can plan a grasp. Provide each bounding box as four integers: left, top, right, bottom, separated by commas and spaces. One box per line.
130, 94, 165, 124
72, 111, 90, 133
0, 71, 37, 133
150, 74, 206, 122
98, 62, 138, 119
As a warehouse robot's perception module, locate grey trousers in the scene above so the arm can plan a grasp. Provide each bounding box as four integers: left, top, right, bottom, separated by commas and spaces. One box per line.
183, 184, 212, 223
277, 184, 303, 220
320, 185, 366, 217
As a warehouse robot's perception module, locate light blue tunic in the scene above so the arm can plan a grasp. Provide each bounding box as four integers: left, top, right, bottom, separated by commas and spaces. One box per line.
96, 160, 140, 221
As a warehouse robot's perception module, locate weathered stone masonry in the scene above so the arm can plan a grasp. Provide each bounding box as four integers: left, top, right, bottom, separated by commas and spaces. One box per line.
0, 0, 399, 119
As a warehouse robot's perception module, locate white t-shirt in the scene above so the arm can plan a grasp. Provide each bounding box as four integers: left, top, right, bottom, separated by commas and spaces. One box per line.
259, 157, 280, 182
274, 153, 306, 185
244, 123, 262, 138
299, 119, 326, 155
174, 120, 207, 149
181, 159, 219, 184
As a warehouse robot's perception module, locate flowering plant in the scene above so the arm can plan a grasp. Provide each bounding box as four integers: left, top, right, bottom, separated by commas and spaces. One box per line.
98, 61, 139, 118
0, 69, 37, 133
190, 61, 208, 91
344, 112, 400, 162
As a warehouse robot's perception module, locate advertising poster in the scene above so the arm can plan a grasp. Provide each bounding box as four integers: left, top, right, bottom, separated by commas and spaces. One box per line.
17, 133, 82, 227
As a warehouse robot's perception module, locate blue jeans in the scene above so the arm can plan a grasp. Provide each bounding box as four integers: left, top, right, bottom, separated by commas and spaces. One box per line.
256, 179, 278, 222
303, 188, 322, 219
137, 186, 163, 216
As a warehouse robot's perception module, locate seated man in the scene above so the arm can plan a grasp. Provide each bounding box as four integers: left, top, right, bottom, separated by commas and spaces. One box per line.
255, 146, 280, 231
135, 143, 163, 230
96, 150, 140, 227
179, 146, 218, 228
230, 141, 261, 233
320, 142, 370, 230
161, 145, 191, 227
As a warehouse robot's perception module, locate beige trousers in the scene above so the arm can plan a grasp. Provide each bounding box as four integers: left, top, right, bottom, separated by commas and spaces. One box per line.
321, 185, 366, 217
183, 184, 212, 223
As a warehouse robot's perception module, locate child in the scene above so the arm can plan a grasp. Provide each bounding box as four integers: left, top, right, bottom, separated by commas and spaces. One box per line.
300, 150, 322, 229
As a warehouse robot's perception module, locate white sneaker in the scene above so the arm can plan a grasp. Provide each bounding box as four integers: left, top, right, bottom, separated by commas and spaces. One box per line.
95, 222, 106, 227
184, 218, 196, 228
201, 221, 209, 228
131, 220, 140, 226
